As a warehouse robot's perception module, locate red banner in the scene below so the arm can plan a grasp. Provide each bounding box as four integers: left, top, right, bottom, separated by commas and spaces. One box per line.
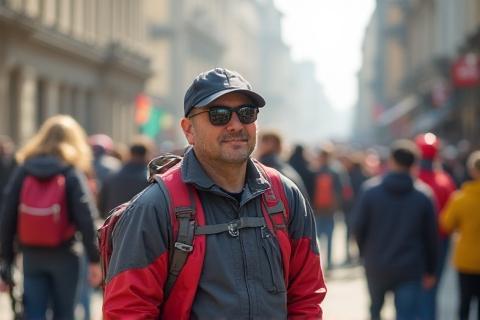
452, 53, 480, 88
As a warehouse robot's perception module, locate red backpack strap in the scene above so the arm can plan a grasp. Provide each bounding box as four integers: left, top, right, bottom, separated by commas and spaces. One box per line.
155, 164, 206, 318
255, 162, 291, 285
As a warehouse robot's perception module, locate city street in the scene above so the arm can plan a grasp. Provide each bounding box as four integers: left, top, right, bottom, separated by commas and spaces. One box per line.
0, 216, 476, 319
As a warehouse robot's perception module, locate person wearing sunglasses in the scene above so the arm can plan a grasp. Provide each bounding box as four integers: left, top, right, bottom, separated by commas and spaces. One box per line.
103, 68, 326, 319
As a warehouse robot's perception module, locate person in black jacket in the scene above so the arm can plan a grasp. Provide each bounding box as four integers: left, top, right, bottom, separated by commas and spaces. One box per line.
0, 135, 16, 209
98, 136, 154, 216
256, 130, 308, 197
352, 139, 438, 320
0, 115, 101, 319
288, 144, 315, 202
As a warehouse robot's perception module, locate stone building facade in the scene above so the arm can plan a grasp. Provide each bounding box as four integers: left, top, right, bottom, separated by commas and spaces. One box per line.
0, 0, 150, 145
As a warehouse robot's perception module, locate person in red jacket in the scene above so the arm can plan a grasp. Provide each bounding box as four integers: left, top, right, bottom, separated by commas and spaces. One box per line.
103, 68, 326, 319
415, 133, 456, 320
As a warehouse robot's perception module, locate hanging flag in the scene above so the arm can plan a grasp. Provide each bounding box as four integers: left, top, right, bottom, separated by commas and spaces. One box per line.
141, 107, 163, 138
135, 94, 151, 125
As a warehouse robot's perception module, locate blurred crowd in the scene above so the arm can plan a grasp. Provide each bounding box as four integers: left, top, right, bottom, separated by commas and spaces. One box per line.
0, 115, 479, 319
255, 130, 479, 320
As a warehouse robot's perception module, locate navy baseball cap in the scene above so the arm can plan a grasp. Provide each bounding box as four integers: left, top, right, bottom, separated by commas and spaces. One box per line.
184, 68, 266, 116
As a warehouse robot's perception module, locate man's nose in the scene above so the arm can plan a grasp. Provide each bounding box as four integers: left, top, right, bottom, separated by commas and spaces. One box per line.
225, 111, 243, 129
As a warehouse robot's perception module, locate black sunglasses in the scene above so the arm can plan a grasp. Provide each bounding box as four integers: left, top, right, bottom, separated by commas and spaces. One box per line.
188, 105, 259, 126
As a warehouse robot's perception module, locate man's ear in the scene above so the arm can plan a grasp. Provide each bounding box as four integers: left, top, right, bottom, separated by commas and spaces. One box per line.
181, 118, 195, 145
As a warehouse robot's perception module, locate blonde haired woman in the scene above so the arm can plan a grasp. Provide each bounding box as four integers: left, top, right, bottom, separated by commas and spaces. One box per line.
0, 115, 101, 319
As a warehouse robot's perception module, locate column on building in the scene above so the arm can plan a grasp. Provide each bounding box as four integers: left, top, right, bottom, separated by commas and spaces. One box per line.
90, 89, 114, 136
39, 0, 57, 27
126, 96, 137, 142
43, 78, 60, 118
54, 0, 61, 30
71, 0, 84, 39
17, 66, 38, 144
57, 0, 71, 34
73, 87, 87, 128
133, 0, 142, 46
84, 90, 94, 133
111, 98, 121, 142
118, 0, 125, 44
0, 64, 9, 135
59, 85, 73, 115
6, 0, 22, 12
95, 0, 108, 46
126, 0, 133, 46
112, 0, 121, 43
119, 97, 135, 143
84, 0, 94, 43
117, 100, 126, 143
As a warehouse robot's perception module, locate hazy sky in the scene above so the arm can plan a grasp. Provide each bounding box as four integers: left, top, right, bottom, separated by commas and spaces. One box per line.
273, 0, 375, 111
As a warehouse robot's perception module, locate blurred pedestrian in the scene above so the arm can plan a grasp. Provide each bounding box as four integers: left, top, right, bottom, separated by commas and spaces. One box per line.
288, 144, 315, 202
0, 115, 101, 319
256, 130, 308, 196
98, 136, 154, 216
88, 133, 121, 191
311, 143, 348, 271
78, 133, 121, 318
440, 150, 480, 320
352, 140, 438, 320
340, 151, 368, 265
415, 133, 456, 320
103, 68, 326, 318
0, 135, 16, 209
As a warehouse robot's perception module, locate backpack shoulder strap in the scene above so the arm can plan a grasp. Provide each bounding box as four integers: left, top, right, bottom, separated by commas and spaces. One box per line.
255, 161, 292, 285
153, 163, 206, 298
255, 162, 290, 230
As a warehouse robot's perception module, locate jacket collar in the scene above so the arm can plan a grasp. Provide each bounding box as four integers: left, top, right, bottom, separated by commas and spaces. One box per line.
180, 147, 271, 200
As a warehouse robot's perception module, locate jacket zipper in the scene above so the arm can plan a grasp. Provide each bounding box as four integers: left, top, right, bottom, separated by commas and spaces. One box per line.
239, 233, 253, 320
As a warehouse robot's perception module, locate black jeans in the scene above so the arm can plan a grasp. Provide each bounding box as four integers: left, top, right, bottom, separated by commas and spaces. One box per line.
458, 272, 480, 320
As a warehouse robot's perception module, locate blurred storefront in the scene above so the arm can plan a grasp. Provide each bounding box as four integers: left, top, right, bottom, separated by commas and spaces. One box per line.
355, 0, 480, 148
0, 0, 150, 145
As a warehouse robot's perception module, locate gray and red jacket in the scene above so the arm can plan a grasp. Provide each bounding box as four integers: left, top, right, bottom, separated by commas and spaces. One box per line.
103, 148, 326, 319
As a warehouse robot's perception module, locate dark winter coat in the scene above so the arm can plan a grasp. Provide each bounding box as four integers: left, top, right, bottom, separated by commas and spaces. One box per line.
98, 161, 149, 217
352, 172, 438, 284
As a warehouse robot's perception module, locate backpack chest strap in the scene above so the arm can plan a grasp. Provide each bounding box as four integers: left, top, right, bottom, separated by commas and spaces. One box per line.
195, 217, 266, 237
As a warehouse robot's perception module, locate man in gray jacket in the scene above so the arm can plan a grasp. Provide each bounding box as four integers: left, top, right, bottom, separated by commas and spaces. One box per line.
103, 68, 326, 319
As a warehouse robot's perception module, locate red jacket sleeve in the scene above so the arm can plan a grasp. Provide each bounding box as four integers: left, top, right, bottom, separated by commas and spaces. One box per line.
101, 184, 172, 319
283, 178, 327, 319
103, 253, 168, 319
288, 237, 327, 319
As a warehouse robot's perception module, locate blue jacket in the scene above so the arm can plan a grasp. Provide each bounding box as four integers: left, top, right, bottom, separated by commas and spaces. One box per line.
352, 172, 438, 283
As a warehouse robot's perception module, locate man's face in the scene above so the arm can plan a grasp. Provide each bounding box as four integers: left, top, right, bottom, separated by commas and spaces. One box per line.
181, 92, 257, 165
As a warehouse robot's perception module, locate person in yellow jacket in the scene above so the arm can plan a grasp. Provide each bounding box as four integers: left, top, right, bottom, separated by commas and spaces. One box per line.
440, 150, 480, 320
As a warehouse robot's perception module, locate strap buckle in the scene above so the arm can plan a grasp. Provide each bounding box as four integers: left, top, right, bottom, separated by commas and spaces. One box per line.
228, 221, 240, 237
174, 242, 193, 252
